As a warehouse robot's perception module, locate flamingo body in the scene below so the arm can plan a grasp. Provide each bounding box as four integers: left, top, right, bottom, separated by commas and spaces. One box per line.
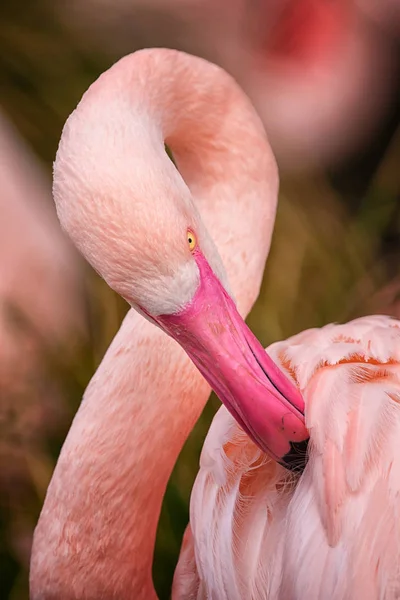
174, 315, 400, 599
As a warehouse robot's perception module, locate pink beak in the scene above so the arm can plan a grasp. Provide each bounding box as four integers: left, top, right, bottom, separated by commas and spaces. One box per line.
156, 252, 309, 471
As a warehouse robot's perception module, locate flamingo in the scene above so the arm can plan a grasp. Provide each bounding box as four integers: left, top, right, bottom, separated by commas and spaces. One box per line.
54, 0, 397, 171
30, 49, 400, 599
0, 110, 84, 364
0, 108, 86, 583
0, 109, 85, 458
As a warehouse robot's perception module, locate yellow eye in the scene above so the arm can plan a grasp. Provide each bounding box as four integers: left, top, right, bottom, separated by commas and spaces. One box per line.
187, 230, 197, 252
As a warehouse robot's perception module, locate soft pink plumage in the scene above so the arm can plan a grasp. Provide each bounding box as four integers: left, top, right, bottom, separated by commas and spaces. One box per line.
30, 48, 400, 600
174, 315, 400, 598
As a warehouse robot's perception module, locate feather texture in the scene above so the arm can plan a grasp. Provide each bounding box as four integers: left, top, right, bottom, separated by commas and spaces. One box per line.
174, 315, 400, 599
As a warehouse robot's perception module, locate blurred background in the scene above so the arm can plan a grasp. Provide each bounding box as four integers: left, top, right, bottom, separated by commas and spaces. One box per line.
0, 0, 399, 598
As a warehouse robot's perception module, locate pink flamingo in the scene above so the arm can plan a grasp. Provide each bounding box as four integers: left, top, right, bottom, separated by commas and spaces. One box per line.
218, 0, 398, 170
0, 110, 84, 435
55, 0, 397, 171
30, 49, 400, 599
0, 109, 86, 572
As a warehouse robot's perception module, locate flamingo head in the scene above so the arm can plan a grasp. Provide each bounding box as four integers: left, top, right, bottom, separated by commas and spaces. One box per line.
53, 64, 308, 472
152, 232, 309, 471
127, 221, 308, 471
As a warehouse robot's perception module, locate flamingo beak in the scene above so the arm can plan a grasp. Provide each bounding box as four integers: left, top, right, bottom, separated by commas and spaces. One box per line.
156, 252, 309, 472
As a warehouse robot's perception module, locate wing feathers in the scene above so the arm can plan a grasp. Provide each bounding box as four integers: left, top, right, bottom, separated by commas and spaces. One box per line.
174, 315, 400, 599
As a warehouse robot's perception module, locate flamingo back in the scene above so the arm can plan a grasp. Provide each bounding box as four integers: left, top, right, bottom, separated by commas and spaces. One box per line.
173, 315, 400, 600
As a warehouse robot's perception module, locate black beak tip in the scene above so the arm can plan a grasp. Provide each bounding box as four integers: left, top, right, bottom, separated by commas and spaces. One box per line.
280, 438, 309, 473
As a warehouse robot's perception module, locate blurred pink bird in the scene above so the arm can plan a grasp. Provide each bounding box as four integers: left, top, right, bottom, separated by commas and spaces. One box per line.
56, 0, 397, 171
0, 109, 86, 569
0, 111, 84, 438
30, 49, 400, 599
216, 0, 398, 170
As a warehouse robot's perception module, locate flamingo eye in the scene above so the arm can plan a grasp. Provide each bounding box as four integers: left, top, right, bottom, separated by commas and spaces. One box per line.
187, 230, 197, 252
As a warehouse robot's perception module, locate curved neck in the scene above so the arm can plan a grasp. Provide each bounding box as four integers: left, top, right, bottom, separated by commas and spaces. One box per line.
30, 49, 278, 599
31, 311, 210, 600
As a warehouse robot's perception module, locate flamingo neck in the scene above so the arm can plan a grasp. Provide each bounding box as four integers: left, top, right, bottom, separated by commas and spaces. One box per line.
30, 49, 278, 599
31, 311, 209, 599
